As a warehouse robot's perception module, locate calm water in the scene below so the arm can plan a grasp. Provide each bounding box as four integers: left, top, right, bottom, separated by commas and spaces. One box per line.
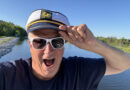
0, 39, 130, 90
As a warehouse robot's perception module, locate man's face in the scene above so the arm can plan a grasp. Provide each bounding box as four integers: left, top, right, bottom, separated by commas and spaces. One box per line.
28, 29, 64, 80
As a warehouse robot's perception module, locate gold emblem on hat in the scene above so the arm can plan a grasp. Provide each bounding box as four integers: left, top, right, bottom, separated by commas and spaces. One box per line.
41, 11, 51, 19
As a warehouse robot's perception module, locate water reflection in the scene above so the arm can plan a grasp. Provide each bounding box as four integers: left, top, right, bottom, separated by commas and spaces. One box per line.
0, 39, 102, 61
16, 37, 27, 45
0, 39, 31, 61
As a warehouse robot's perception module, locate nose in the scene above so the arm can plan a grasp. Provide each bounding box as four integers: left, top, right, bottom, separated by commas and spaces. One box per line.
44, 42, 54, 53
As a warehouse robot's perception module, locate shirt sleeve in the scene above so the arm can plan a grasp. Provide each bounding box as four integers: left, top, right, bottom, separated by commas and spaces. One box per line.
0, 65, 5, 90
76, 57, 106, 88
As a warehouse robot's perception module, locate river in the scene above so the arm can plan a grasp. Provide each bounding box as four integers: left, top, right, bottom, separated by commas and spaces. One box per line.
0, 39, 130, 90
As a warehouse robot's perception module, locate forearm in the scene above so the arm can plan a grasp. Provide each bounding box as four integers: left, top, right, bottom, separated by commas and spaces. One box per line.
92, 39, 130, 71
59, 24, 130, 74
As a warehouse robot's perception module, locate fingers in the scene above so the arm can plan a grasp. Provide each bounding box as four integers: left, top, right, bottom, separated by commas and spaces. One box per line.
71, 26, 82, 41
77, 24, 88, 39
58, 31, 70, 41
59, 24, 88, 42
59, 25, 67, 31
66, 26, 75, 40
59, 25, 76, 42
59, 24, 97, 51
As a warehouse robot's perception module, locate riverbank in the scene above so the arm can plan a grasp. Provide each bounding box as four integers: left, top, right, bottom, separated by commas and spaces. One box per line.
0, 37, 18, 58
116, 46, 130, 53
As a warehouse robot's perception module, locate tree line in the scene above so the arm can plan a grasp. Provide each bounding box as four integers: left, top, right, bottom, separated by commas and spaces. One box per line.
0, 20, 129, 47
97, 37, 130, 47
0, 20, 27, 37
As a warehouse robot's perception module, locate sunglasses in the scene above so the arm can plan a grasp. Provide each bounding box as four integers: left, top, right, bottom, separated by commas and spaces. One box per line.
29, 37, 65, 50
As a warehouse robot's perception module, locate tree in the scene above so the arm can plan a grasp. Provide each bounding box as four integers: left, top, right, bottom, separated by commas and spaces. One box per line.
0, 20, 27, 37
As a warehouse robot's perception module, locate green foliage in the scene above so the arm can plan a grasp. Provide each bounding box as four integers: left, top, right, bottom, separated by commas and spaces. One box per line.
116, 46, 130, 53
97, 37, 130, 47
0, 20, 27, 37
97, 36, 130, 53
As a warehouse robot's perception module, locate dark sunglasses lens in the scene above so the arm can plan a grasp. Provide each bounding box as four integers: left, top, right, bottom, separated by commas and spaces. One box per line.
32, 39, 46, 49
52, 38, 64, 48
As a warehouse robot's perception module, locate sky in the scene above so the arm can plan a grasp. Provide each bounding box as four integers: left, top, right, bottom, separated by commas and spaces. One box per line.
0, 0, 130, 39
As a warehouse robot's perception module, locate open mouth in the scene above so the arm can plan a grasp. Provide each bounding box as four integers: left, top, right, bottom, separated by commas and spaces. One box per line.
43, 58, 55, 67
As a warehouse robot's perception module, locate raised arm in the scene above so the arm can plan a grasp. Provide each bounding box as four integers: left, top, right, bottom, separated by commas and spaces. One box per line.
59, 24, 130, 75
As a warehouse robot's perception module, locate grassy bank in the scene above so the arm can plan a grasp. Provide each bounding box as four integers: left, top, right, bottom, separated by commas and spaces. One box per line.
107, 43, 130, 53
97, 37, 130, 53
0, 37, 15, 44
116, 46, 130, 53
0, 36, 129, 53
0, 36, 6, 38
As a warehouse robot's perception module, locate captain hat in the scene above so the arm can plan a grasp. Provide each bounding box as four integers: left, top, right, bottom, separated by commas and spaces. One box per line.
26, 9, 70, 33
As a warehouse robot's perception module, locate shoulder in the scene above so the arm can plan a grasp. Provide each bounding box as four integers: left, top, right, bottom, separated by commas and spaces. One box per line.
62, 56, 106, 82
62, 56, 106, 74
0, 58, 31, 88
63, 56, 105, 65
0, 58, 31, 72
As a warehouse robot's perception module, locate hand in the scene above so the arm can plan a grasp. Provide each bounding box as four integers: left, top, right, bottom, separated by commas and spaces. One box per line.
59, 24, 130, 75
59, 24, 99, 52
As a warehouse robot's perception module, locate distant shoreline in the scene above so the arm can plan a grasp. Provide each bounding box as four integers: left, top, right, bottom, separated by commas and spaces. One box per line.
0, 37, 18, 58
0, 36, 129, 59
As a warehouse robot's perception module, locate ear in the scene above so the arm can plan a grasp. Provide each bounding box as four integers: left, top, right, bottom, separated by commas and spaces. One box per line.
28, 40, 32, 48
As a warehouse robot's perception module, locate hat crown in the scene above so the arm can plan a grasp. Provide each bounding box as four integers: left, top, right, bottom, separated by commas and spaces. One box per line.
26, 9, 70, 31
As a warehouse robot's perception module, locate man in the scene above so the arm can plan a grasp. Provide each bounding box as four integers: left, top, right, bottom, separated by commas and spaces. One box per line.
0, 9, 130, 90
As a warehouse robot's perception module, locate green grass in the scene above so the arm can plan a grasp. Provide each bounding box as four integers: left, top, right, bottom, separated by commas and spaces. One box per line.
0, 36, 6, 38
0, 37, 15, 44
115, 46, 130, 53
106, 43, 130, 53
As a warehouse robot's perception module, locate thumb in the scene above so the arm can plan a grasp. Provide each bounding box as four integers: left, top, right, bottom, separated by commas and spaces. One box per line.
59, 25, 67, 30
59, 31, 72, 43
